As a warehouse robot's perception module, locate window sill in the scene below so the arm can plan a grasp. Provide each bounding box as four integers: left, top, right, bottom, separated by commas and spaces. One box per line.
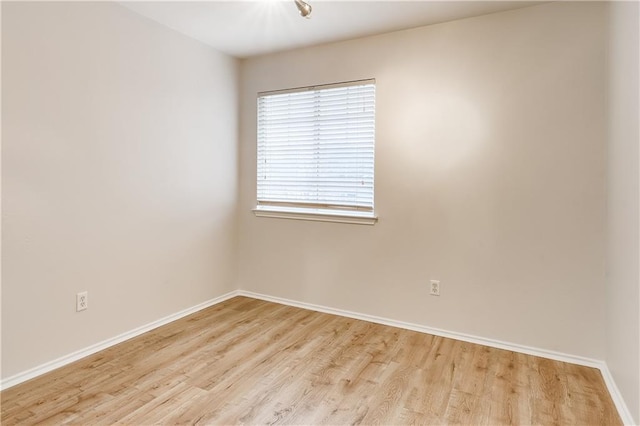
253, 207, 378, 225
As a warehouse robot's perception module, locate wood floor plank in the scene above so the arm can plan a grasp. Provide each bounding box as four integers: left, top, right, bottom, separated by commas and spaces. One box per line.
1, 296, 622, 425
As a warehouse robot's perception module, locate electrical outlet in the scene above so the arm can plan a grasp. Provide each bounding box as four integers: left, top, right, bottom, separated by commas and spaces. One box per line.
430, 280, 440, 296
76, 291, 88, 312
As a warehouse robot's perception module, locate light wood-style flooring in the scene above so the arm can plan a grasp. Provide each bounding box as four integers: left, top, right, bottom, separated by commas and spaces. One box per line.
1, 297, 622, 425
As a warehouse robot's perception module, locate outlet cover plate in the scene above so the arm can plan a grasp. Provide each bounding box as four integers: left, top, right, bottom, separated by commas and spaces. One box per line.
430, 280, 440, 296
76, 291, 88, 312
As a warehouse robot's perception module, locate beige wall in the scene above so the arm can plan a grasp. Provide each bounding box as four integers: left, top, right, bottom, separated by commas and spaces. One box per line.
606, 1, 640, 422
238, 2, 608, 359
1, 2, 238, 378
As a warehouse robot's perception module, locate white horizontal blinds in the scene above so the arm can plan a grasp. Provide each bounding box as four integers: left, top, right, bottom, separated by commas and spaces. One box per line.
257, 81, 375, 212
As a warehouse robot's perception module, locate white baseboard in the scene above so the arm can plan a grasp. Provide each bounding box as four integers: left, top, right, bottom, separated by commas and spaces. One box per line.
2, 289, 634, 424
600, 364, 638, 425
237, 290, 636, 425
0, 290, 240, 391
237, 290, 600, 367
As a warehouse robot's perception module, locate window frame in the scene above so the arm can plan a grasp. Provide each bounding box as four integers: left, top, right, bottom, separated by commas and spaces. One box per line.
253, 79, 377, 225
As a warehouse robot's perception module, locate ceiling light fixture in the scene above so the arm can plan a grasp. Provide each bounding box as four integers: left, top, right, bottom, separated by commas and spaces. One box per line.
294, 0, 312, 18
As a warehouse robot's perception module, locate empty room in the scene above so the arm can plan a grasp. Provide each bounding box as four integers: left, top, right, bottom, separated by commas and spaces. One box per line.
1, 0, 639, 424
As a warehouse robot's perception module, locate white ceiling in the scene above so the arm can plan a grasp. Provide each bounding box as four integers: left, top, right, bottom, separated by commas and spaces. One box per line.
121, 1, 542, 58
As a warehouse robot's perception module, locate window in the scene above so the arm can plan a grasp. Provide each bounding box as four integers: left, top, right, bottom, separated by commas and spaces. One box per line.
254, 79, 376, 225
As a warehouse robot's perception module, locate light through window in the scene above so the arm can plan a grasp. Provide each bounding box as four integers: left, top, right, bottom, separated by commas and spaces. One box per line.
256, 79, 376, 222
